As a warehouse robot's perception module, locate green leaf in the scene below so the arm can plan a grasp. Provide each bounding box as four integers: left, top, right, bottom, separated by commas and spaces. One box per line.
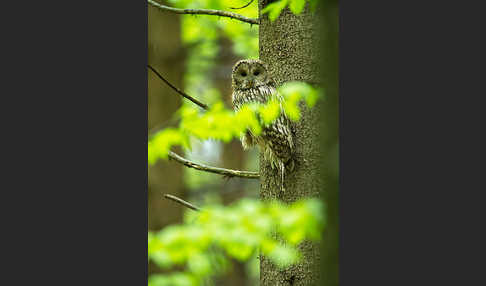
225, 241, 255, 261
283, 101, 301, 121
259, 99, 281, 125
149, 273, 197, 286
262, 0, 289, 22
268, 245, 300, 268
289, 0, 306, 15
148, 128, 189, 164
148, 199, 325, 282
305, 87, 319, 107
187, 253, 211, 276
278, 81, 321, 112
148, 232, 164, 256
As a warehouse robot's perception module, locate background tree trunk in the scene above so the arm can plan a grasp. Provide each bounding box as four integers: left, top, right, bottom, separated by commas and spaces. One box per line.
258, 2, 322, 285
147, 1, 186, 274
319, 2, 339, 286
214, 36, 251, 286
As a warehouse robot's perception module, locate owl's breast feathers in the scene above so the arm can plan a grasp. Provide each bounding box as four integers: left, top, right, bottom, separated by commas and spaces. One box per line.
232, 85, 294, 168
232, 85, 275, 110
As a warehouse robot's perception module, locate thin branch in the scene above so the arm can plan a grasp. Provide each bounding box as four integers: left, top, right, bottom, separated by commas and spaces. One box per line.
168, 151, 260, 179
148, 0, 259, 25
148, 64, 209, 110
230, 0, 254, 10
164, 194, 201, 211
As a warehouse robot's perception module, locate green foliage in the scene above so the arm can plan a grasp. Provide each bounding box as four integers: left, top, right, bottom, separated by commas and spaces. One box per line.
148, 198, 325, 285
157, 0, 258, 194
259, 98, 281, 125
261, 0, 289, 22
174, 0, 259, 103
289, 0, 306, 15
148, 82, 322, 165
262, 0, 320, 22
149, 2, 326, 285
148, 128, 190, 164
280, 81, 321, 121
148, 273, 198, 286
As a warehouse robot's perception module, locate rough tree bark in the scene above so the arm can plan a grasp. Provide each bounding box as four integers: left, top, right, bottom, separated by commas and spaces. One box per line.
258, 2, 323, 285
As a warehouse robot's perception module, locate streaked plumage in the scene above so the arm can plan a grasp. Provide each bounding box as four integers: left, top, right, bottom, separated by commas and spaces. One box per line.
231, 59, 294, 191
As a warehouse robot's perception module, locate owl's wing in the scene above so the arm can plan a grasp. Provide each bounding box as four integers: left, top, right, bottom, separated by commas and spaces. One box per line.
241, 131, 255, 149
231, 91, 239, 111
271, 89, 288, 118
260, 88, 295, 162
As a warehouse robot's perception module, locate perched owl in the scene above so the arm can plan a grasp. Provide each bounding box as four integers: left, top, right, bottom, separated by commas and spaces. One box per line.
231, 59, 294, 191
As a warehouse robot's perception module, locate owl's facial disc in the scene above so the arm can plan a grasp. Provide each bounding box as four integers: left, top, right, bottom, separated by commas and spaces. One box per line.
234, 62, 267, 89
250, 65, 266, 87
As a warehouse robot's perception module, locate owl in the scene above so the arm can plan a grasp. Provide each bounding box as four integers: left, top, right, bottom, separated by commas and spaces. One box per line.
231, 59, 294, 191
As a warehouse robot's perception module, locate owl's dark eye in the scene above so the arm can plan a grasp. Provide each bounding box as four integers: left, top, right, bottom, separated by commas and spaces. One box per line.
253, 71, 260, 76
241, 71, 247, 77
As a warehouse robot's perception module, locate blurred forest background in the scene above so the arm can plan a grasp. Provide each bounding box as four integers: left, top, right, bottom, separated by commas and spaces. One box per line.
148, 0, 261, 284
147, 0, 337, 285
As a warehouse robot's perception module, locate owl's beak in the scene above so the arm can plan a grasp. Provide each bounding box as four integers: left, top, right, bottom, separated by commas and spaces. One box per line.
248, 80, 254, 88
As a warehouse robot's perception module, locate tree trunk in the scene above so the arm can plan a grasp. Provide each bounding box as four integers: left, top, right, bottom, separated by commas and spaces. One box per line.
319, 2, 339, 286
258, 2, 322, 285
148, 1, 185, 274
215, 36, 250, 286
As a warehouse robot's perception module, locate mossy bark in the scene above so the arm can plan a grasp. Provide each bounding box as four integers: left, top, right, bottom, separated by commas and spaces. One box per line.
258, 3, 323, 285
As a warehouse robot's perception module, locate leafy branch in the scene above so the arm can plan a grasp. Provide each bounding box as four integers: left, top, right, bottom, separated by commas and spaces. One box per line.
148, 198, 325, 285
148, 65, 260, 179
148, 82, 321, 166
148, 0, 259, 25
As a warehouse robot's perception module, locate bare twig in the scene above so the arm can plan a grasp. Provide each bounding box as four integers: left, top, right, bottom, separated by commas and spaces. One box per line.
230, 0, 254, 10
148, 0, 259, 25
168, 151, 260, 179
164, 194, 201, 211
148, 64, 209, 110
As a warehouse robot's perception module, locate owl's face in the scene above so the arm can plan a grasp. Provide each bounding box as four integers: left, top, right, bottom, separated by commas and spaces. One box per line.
232, 59, 272, 90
